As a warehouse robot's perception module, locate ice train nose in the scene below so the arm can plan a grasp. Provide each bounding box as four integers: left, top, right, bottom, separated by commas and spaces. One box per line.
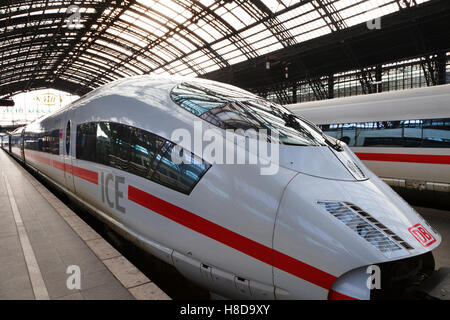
272, 172, 440, 299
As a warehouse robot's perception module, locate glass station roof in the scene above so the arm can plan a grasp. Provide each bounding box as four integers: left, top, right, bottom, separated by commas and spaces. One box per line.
0, 0, 430, 98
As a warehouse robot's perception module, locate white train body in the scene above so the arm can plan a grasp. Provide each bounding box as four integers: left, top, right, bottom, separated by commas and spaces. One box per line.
2, 76, 442, 300
288, 85, 450, 198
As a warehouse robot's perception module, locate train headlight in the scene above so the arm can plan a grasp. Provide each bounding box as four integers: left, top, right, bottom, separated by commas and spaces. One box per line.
318, 201, 413, 257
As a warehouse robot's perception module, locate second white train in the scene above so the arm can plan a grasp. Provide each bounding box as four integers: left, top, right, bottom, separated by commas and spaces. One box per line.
288, 85, 450, 206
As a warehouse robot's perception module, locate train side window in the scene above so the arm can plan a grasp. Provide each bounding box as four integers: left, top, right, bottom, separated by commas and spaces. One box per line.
43, 131, 52, 153
151, 142, 211, 195
76, 121, 210, 195
66, 121, 71, 155
326, 119, 449, 148
358, 121, 403, 147
96, 122, 113, 166
50, 129, 60, 155
76, 123, 97, 161
422, 118, 450, 148
24, 133, 30, 150
341, 123, 356, 147
38, 132, 44, 152
95, 122, 132, 171
128, 127, 164, 179
24, 132, 38, 151
34, 133, 40, 151
110, 123, 131, 172
401, 119, 422, 147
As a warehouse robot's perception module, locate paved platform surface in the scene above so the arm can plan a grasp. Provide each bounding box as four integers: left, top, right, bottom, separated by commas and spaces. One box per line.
0, 150, 170, 300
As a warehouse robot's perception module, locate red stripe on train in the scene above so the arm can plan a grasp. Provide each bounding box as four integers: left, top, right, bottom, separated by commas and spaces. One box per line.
355, 152, 450, 165
70, 164, 98, 185
25, 151, 52, 166
128, 185, 339, 292
52, 159, 65, 171
25, 151, 98, 184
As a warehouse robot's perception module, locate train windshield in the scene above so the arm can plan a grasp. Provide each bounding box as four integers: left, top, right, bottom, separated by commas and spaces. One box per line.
171, 81, 329, 147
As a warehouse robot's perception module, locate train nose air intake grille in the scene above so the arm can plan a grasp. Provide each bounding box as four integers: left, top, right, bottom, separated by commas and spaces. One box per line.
318, 201, 413, 254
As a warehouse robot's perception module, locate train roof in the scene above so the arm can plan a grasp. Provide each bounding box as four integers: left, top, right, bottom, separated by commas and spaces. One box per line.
287, 84, 450, 124
21, 76, 263, 146
54, 75, 256, 113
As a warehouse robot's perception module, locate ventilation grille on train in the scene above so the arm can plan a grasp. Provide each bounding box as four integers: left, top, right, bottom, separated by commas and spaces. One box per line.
318, 201, 413, 254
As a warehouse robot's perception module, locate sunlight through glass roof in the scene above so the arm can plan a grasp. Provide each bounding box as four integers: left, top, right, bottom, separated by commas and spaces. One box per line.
0, 0, 432, 93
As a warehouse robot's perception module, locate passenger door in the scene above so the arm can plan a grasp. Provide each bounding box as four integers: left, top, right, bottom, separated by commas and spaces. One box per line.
63, 118, 76, 193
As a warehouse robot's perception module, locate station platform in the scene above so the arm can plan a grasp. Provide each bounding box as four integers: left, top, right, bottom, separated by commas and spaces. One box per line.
0, 150, 170, 300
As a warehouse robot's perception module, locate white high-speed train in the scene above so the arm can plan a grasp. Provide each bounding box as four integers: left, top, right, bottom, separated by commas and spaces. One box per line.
288, 85, 450, 206
1, 76, 443, 300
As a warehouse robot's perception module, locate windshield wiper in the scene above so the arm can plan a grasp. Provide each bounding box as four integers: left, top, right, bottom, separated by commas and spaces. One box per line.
281, 112, 344, 152
282, 113, 303, 131
323, 134, 344, 152
280, 112, 326, 146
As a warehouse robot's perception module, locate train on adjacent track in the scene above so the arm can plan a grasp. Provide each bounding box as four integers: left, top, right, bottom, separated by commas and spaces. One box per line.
288, 85, 450, 207
1, 76, 443, 300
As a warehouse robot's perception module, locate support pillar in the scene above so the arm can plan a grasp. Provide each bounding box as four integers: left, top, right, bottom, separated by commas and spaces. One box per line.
328, 74, 334, 99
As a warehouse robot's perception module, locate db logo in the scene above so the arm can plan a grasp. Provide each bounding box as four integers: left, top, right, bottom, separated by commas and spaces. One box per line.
408, 223, 436, 247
